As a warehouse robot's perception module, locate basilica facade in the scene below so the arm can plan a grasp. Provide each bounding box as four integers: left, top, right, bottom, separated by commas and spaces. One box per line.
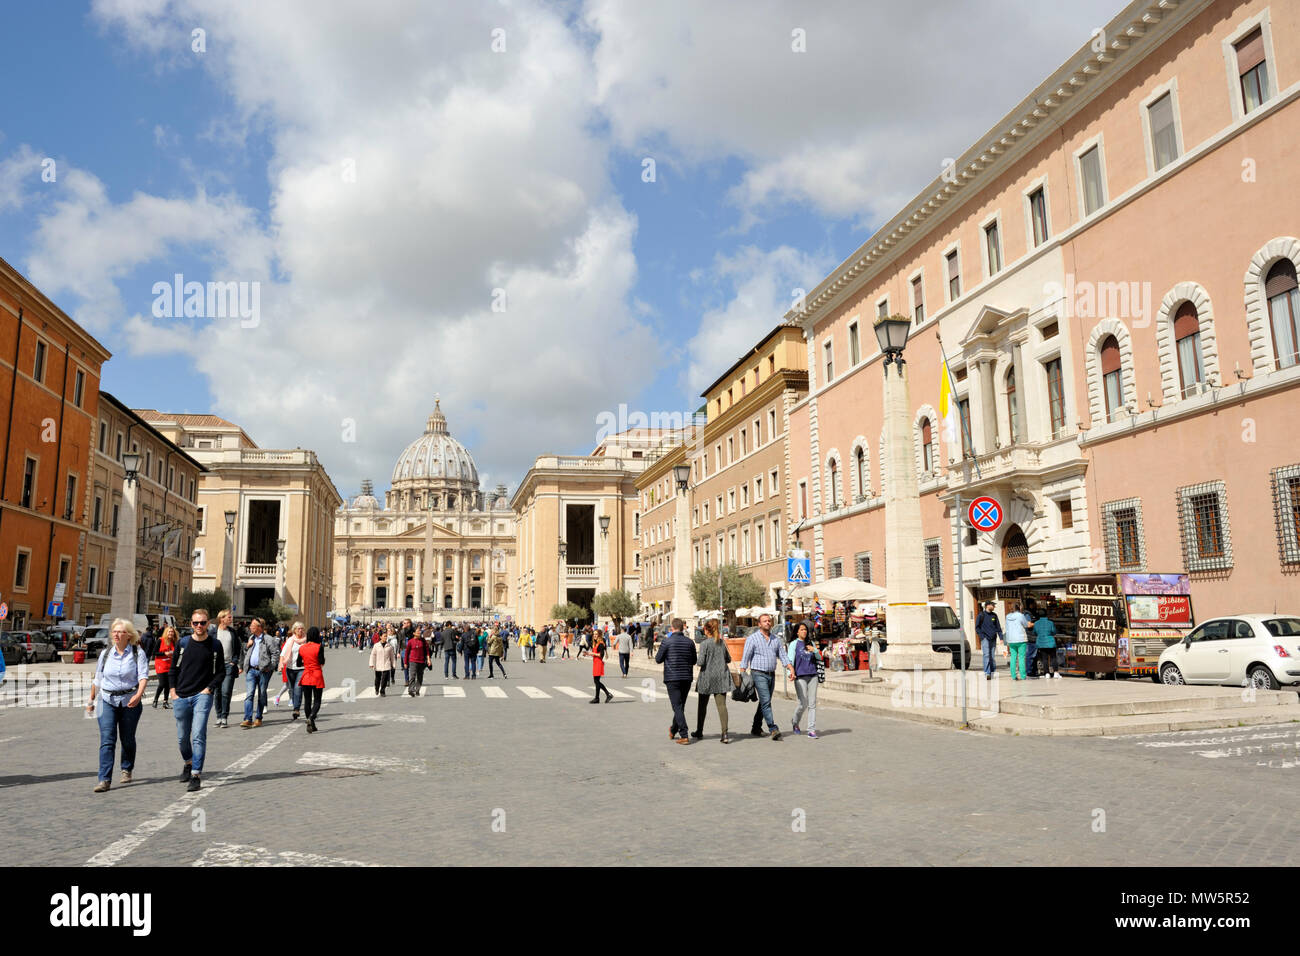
332, 401, 516, 621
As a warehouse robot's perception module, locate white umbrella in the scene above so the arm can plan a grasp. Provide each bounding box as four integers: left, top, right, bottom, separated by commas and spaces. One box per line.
791, 576, 887, 602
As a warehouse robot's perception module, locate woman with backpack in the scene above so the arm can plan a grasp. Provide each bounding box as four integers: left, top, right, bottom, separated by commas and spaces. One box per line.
151, 626, 177, 709
85, 619, 150, 792
691, 619, 732, 744
787, 622, 824, 738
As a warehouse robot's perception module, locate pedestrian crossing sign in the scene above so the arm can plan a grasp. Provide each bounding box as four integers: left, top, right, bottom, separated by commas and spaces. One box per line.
787, 554, 811, 585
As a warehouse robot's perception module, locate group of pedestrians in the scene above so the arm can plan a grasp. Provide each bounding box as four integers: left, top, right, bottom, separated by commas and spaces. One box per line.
976, 601, 1060, 681
654, 612, 825, 745
89, 609, 332, 793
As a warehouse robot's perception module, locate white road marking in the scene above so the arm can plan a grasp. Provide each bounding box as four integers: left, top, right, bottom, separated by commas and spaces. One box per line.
356, 688, 378, 699
194, 842, 377, 867
297, 751, 426, 774
349, 713, 427, 723
516, 686, 551, 698
607, 689, 635, 699
0, 735, 19, 744
1135, 730, 1296, 748
1194, 742, 1300, 759
553, 686, 592, 699
440, 686, 466, 698
322, 687, 348, 702
87, 723, 300, 866
481, 686, 507, 698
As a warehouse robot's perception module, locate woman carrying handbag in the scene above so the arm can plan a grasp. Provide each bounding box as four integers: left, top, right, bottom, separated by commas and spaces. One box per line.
691, 619, 732, 743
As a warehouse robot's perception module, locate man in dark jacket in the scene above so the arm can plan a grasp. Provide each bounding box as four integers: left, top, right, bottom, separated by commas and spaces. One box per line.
976, 602, 1003, 680
460, 628, 479, 679
172, 608, 224, 792
654, 619, 698, 744
440, 624, 459, 678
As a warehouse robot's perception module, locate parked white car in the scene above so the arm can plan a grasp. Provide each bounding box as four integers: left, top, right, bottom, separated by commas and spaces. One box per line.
1158, 615, 1300, 689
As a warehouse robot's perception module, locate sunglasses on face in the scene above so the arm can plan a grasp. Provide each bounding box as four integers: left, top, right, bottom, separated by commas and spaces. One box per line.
192, 620, 207, 626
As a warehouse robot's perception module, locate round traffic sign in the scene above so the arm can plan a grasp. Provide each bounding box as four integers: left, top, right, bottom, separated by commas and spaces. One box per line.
967, 496, 1003, 533
0, 601, 7, 620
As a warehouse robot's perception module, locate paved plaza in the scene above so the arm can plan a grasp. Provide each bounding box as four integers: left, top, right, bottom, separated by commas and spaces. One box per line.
3, 649, 1298, 867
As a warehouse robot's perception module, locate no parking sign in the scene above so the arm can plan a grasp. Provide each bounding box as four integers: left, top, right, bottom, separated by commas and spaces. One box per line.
966, 496, 1003, 534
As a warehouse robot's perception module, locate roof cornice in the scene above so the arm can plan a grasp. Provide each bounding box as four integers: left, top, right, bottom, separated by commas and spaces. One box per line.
783, 0, 1207, 330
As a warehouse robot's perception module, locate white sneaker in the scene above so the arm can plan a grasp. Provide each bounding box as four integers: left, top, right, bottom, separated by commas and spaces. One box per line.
1054, 673, 1062, 679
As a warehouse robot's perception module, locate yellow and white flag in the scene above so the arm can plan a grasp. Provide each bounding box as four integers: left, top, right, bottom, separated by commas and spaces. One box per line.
939, 359, 959, 444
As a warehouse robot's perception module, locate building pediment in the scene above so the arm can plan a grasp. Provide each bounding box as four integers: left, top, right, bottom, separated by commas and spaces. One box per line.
393, 521, 460, 539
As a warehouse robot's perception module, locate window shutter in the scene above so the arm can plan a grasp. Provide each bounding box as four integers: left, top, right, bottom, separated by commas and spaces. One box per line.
1173, 302, 1199, 340
1100, 335, 1121, 374
1265, 259, 1297, 297
946, 252, 959, 281
1235, 28, 1266, 73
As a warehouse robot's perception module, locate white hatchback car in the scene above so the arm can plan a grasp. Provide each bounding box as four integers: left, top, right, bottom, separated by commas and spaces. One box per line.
1158, 615, 1300, 689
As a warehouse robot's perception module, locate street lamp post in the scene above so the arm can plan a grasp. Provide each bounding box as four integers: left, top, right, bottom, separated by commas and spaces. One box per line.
223, 509, 236, 613
276, 537, 287, 605
671, 462, 695, 620
557, 537, 567, 618
109, 453, 142, 619
874, 315, 949, 671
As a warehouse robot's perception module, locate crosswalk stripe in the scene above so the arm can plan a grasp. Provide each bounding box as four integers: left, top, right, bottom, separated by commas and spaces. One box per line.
440, 686, 466, 698
517, 686, 551, 699
297, 751, 426, 774
350, 713, 427, 723
322, 687, 347, 702
356, 688, 378, 699
608, 689, 635, 699
553, 686, 591, 699
481, 686, 507, 698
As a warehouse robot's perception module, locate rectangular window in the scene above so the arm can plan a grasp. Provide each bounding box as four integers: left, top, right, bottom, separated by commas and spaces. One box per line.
742, 528, 750, 564
727, 437, 734, 464
876, 299, 889, 319
924, 540, 942, 591
21, 457, 37, 509
754, 417, 762, 446
823, 341, 834, 383
1235, 28, 1270, 114
756, 524, 765, 561
112, 503, 120, 538
848, 321, 860, 366
855, 552, 872, 583
1148, 92, 1178, 170
1079, 145, 1105, 216
14, 549, 30, 589
716, 495, 724, 518
1271, 465, 1300, 564
770, 469, 779, 493
740, 429, 747, 456
1059, 498, 1074, 530
702, 502, 709, 523
93, 496, 103, 532
984, 221, 1002, 276
798, 481, 808, 519
741, 484, 749, 508
771, 517, 780, 557
769, 409, 777, 438
946, 250, 961, 301
1103, 498, 1146, 570
1029, 187, 1049, 246
115, 433, 123, 462
755, 476, 763, 502
73, 369, 85, 407
829, 558, 843, 579
58, 556, 70, 584
88, 566, 99, 594
1178, 481, 1232, 571
98, 422, 107, 453
106, 570, 114, 594
1045, 358, 1066, 437
912, 274, 925, 324
64, 474, 77, 521
34, 340, 47, 383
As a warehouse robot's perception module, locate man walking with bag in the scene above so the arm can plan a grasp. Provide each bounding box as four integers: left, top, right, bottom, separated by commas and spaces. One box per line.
742, 613, 783, 740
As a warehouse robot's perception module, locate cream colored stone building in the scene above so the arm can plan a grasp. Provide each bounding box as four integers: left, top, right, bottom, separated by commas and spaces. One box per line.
80, 393, 203, 624
136, 410, 341, 626
332, 401, 516, 622
512, 429, 675, 626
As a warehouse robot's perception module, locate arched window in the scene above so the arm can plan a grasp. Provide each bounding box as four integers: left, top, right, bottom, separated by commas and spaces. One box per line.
447, 493, 457, 509
1266, 259, 1299, 369
1100, 335, 1124, 421
828, 459, 840, 509
855, 447, 868, 498
920, 419, 934, 472
1005, 370, 1024, 443
1173, 302, 1204, 396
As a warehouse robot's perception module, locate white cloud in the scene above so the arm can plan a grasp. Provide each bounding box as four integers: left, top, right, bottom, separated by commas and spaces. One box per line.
682, 244, 832, 397
585, 0, 1126, 225
46, 0, 660, 496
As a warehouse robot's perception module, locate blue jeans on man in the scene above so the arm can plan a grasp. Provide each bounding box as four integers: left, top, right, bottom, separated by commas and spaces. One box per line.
982, 637, 999, 675
173, 691, 214, 774
244, 669, 271, 721
463, 650, 477, 678
749, 670, 778, 734
97, 699, 142, 782
444, 650, 458, 678
218, 664, 238, 719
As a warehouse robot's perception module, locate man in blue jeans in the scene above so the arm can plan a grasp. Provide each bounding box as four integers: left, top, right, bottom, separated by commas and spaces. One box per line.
654, 618, 697, 743
171, 609, 225, 792
976, 602, 1003, 680
742, 613, 783, 740
239, 618, 278, 728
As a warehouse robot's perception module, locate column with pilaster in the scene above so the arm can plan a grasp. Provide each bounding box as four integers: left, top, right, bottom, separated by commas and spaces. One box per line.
413, 551, 422, 609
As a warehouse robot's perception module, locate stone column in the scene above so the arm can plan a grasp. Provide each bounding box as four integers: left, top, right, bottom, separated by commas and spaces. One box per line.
672, 490, 696, 618
982, 358, 999, 449
413, 551, 422, 608
451, 549, 461, 611
877, 359, 950, 671
1011, 337, 1030, 442
109, 477, 139, 618
397, 550, 408, 609
364, 549, 375, 608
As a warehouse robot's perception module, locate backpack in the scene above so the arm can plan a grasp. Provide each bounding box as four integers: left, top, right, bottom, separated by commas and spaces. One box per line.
96, 645, 147, 692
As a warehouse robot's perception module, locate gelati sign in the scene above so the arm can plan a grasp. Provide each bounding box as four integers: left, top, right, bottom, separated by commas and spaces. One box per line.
1068, 575, 1120, 673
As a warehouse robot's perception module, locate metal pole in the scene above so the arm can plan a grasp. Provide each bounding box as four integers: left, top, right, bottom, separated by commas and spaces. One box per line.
957, 490, 967, 727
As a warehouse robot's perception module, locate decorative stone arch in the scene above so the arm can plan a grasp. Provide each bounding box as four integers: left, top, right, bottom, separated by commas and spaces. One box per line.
913, 404, 938, 477
1084, 318, 1137, 424
1155, 282, 1221, 403
970, 495, 1052, 578
1244, 237, 1300, 373
847, 435, 871, 499
823, 447, 843, 510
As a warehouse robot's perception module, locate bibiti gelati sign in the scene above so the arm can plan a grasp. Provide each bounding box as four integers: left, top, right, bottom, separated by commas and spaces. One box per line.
1068, 575, 1120, 673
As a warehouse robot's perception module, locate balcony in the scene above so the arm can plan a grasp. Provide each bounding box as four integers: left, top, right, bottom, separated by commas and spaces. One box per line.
565, 564, 598, 582
945, 435, 1085, 493
239, 563, 277, 579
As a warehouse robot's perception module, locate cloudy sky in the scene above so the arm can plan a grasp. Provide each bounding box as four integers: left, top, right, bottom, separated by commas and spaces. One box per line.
0, 0, 1123, 498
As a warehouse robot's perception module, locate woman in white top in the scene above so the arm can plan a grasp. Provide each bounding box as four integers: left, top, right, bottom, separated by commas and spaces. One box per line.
279, 622, 307, 720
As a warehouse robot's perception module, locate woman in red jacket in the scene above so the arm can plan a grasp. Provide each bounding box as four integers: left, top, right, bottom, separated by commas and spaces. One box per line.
152, 626, 177, 709
297, 626, 326, 733
589, 636, 613, 704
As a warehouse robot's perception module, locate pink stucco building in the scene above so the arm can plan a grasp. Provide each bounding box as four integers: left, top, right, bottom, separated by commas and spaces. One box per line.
786, 0, 1300, 633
